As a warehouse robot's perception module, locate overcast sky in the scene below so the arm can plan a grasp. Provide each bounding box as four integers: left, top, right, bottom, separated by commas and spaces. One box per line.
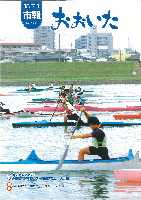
0, 0, 141, 53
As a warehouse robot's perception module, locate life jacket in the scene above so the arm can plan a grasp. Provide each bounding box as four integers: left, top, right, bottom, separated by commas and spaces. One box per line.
45, 99, 49, 103
66, 106, 72, 114
28, 85, 30, 90
92, 137, 106, 148
92, 129, 107, 148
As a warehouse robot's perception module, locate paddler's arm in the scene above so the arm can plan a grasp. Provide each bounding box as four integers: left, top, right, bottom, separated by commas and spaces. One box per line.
70, 133, 92, 139
80, 107, 90, 119
54, 112, 63, 116
62, 98, 67, 103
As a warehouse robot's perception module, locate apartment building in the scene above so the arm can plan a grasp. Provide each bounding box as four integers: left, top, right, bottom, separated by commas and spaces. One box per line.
75, 25, 113, 58
34, 26, 55, 49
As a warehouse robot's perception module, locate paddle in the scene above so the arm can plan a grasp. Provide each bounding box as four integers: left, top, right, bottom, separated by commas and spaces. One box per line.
49, 103, 59, 121
56, 111, 82, 170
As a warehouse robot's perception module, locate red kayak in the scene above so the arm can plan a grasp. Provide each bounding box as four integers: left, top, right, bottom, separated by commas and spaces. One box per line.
114, 169, 141, 181
24, 105, 141, 112
0, 94, 14, 96
114, 113, 141, 120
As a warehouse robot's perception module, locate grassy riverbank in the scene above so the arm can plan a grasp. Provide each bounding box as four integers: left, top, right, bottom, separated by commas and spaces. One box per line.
1, 61, 141, 86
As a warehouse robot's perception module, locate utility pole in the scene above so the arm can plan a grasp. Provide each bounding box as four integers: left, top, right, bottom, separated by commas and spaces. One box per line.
59, 34, 60, 62
71, 42, 73, 62
120, 49, 121, 61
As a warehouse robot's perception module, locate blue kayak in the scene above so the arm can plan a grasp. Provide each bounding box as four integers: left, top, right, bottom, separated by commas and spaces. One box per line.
12, 120, 141, 128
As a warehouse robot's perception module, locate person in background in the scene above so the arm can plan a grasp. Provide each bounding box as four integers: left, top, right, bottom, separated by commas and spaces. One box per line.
31, 82, 36, 89
0, 102, 10, 114
55, 86, 66, 103
49, 82, 53, 89
25, 83, 31, 91
73, 83, 77, 92
54, 98, 84, 123
61, 86, 66, 97
75, 96, 84, 105
77, 87, 83, 95
65, 89, 74, 105
70, 107, 110, 161
58, 86, 63, 97
70, 84, 73, 93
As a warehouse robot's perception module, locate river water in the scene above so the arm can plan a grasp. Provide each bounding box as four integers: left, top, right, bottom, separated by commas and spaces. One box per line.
0, 84, 141, 199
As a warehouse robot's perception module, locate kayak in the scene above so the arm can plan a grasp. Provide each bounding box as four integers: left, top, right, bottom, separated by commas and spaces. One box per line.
0, 111, 51, 118
83, 90, 94, 92
12, 121, 141, 128
32, 98, 88, 102
75, 93, 98, 98
28, 100, 95, 104
33, 98, 60, 101
0, 149, 140, 172
114, 113, 141, 120
54, 90, 94, 93
0, 94, 14, 96
54, 88, 93, 92
17, 88, 46, 92
24, 105, 141, 112
9, 88, 49, 93
114, 169, 141, 181
28, 100, 58, 104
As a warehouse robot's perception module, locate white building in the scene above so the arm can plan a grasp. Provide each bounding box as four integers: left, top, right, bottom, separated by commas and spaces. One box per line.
75, 25, 113, 58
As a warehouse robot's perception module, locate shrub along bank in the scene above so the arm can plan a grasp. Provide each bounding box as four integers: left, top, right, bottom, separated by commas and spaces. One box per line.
1, 61, 141, 86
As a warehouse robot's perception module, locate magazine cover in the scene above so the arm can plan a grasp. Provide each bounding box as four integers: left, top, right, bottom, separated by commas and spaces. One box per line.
0, 0, 141, 199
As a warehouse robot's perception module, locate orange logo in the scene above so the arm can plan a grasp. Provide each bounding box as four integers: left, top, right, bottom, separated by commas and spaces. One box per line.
7, 182, 12, 191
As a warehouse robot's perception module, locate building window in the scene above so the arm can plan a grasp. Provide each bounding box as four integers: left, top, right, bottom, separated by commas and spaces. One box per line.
3, 45, 10, 48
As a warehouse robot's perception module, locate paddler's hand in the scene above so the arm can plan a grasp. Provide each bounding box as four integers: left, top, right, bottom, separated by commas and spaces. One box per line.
70, 135, 76, 139
80, 107, 85, 112
62, 98, 66, 102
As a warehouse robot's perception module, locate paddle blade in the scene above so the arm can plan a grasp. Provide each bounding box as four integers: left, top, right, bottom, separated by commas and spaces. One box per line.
56, 145, 69, 170
56, 111, 83, 170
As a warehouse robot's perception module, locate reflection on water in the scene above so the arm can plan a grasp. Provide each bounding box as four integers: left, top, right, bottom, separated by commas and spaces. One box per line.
115, 181, 141, 194
77, 171, 110, 199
